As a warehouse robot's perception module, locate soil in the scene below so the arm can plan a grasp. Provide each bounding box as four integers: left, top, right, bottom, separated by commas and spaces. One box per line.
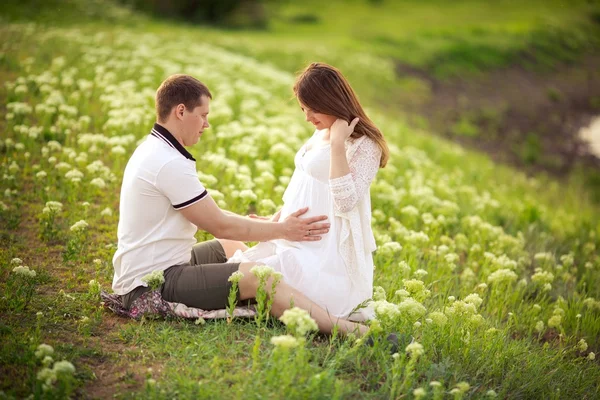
0, 195, 150, 399
78, 314, 159, 400
394, 53, 600, 176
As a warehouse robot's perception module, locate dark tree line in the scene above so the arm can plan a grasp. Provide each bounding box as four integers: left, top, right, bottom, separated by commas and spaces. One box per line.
120, 0, 269, 28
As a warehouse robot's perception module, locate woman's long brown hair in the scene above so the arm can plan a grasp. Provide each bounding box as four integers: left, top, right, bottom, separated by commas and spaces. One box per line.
293, 62, 389, 167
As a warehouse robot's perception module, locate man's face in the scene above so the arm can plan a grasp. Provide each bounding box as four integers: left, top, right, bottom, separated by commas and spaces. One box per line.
181, 95, 210, 146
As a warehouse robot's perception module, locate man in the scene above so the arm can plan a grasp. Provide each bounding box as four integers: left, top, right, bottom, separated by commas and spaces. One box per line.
112, 74, 366, 335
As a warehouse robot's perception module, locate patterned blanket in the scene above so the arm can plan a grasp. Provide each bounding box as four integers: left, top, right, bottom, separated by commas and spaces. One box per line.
100, 290, 256, 320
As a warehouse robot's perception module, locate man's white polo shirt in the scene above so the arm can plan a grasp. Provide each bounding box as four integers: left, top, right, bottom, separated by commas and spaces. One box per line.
112, 123, 208, 295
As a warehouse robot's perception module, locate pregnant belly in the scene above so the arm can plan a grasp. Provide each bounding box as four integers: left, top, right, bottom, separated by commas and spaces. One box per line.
279, 171, 332, 221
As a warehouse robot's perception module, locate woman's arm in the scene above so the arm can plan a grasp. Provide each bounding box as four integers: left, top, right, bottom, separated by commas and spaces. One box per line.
330, 139, 351, 180
329, 119, 356, 180
329, 119, 381, 213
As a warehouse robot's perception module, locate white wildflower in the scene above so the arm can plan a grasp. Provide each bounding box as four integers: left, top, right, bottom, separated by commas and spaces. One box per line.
445, 300, 477, 317
90, 177, 106, 188
37, 367, 57, 387
401, 205, 419, 217
228, 271, 244, 284
476, 283, 488, 292
397, 297, 427, 319
42, 201, 62, 214
577, 339, 588, 352
270, 334, 301, 349
372, 300, 401, 320
405, 341, 424, 357
65, 168, 84, 182
455, 381, 470, 393
402, 279, 431, 302
413, 388, 426, 399
378, 241, 403, 257
141, 270, 165, 290
279, 307, 318, 336
35, 344, 54, 359
548, 315, 562, 328
238, 189, 257, 202
535, 321, 545, 333
42, 355, 54, 367
373, 286, 386, 301
250, 264, 273, 279
542, 283, 552, 292
89, 279, 100, 291
53, 360, 76, 375
111, 145, 126, 154
534, 252, 554, 264
70, 220, 89, 233
463, 293, 483, 308
487, 269, 518, 285
12, 265, 36, 278
531, 269, 554, 285
414, 269, 428, 278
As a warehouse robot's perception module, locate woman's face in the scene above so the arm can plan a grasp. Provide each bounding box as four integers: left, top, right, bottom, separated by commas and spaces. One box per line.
299, 102, 337, 130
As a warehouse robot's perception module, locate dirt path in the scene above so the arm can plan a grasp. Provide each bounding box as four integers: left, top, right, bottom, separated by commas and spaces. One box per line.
394, 53, 600, 176
0, 198, 149, 399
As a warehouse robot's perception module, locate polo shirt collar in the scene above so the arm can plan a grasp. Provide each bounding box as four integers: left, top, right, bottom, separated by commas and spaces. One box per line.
150, 123, 196, 161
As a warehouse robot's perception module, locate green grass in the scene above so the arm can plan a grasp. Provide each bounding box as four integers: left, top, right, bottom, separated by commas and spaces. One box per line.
201, 0, 600, 93
3, 0, 599, 106
1, 1, 600, 398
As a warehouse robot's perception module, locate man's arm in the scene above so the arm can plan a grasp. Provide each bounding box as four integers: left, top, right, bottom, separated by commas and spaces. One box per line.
180, 196, 329, 242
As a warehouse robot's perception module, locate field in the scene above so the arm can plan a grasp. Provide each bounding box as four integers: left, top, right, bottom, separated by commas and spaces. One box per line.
1, 0, 600, 398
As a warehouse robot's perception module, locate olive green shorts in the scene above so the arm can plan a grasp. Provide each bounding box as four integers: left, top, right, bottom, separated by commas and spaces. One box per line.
123, 239, 241, 310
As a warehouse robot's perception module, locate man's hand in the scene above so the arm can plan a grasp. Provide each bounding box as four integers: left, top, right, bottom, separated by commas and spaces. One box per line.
281, 207, 330, 241
181, 196, 327, 242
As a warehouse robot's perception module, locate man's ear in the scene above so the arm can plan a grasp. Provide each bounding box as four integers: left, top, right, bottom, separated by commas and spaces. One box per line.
175, 104, 185, 120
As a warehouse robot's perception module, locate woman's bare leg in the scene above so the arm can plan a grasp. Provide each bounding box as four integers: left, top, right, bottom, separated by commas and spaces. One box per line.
237, 262, 367, 336
217, 239, 249, 259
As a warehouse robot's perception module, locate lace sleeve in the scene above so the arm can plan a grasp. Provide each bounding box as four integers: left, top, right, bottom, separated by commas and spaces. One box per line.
329, 138, 381, 213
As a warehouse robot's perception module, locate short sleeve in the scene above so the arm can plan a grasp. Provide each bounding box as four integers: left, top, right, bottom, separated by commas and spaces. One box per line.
156, 158, 208, 210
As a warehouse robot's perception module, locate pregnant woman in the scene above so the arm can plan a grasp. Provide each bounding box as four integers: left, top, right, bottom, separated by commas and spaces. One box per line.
230, 62, 389, 320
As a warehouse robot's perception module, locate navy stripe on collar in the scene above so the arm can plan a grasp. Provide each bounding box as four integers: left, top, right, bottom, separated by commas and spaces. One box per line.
150, 123, 196, 161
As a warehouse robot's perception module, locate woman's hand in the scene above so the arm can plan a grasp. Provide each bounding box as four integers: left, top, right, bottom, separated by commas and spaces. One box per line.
330, 117, 359, 146
248, 209, 281, 222
270, 209, 281, 222
248, 214, 267, 220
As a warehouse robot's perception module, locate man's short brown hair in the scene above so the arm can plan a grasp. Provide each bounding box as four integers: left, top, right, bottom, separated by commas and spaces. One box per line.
155, 74, 212, 123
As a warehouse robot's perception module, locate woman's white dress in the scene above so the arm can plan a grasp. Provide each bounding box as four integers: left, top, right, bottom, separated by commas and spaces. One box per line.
229, 129, 382, 319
